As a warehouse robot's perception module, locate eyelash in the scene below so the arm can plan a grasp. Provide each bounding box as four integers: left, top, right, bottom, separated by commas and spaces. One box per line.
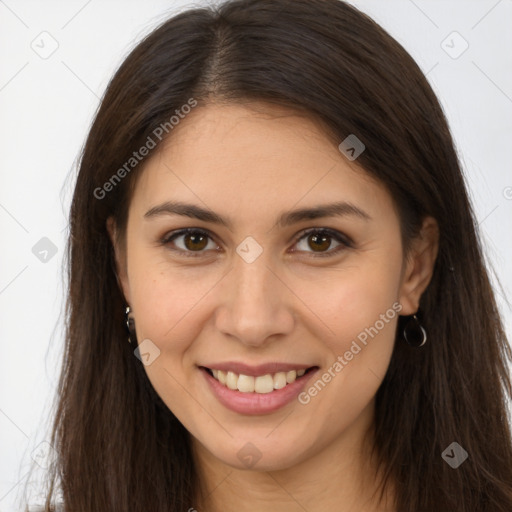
160, 227, 353, 259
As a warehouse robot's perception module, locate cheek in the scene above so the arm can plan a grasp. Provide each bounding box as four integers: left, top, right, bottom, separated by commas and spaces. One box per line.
126, 255, 212, 416
126, 247, 227, 366
293, 257, 402, 415
294, 257, 401, 346
295, 273, 401, 427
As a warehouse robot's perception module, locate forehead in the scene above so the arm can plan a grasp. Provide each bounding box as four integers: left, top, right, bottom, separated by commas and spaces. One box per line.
130, 102, 396, 225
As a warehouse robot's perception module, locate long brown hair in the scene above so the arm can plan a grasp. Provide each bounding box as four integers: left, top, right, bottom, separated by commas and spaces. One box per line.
25, 0, 512, 510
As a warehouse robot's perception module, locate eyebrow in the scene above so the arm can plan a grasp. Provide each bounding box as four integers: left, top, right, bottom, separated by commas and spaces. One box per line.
144, 200, 372, 228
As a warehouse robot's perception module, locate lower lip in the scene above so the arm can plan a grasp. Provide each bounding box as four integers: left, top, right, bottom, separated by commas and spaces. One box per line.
200, 367, 319, 415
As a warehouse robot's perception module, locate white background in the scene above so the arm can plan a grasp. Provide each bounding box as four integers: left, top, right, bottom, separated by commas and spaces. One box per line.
1, 1, 511, 510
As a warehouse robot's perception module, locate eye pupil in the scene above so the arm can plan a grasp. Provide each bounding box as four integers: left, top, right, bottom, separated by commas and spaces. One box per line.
309, 233, 331, 252
184, 233, 208, 251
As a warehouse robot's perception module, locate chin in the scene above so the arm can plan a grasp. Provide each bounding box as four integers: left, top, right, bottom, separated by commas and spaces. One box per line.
202, 434, 311, 472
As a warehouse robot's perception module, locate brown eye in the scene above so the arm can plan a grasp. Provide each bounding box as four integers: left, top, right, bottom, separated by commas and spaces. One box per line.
183, 232, 208, 251
294, 228, 351, 257
307, 232, 332, 252
162, 229, 217, 256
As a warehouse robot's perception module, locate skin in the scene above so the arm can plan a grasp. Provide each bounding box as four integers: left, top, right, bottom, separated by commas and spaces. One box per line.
108, 101, 439, 512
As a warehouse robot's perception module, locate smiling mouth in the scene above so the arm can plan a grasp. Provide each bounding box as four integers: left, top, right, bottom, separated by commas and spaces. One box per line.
201, 366, 318, 394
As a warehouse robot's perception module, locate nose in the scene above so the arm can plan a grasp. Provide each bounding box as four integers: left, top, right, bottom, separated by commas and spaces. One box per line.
213, 248, 295, 347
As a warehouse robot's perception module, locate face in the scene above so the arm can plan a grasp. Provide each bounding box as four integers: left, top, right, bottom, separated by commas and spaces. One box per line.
110, 102, 437, 472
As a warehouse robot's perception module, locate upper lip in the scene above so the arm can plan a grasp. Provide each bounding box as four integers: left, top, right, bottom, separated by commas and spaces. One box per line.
199, 361, 317, 377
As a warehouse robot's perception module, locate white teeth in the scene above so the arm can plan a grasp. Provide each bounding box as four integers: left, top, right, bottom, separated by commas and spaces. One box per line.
226, 371, 238, 390
209, 367, 310, 393
254, 374, 274, 393
286, 370, 297, 383
237, 374, 255, 393
273, 372, 287, 390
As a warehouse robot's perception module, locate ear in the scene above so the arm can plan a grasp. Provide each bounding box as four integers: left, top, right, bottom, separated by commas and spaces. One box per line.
106, 216, 131, 305
398, 216, 439, 315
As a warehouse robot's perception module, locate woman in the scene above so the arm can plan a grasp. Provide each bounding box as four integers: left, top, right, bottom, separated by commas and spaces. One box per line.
30, 0, 512, 510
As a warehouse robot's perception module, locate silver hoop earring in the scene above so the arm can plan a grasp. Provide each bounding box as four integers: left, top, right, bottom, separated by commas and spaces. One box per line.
403, 313, 427, 347
125, 306, 136, 344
